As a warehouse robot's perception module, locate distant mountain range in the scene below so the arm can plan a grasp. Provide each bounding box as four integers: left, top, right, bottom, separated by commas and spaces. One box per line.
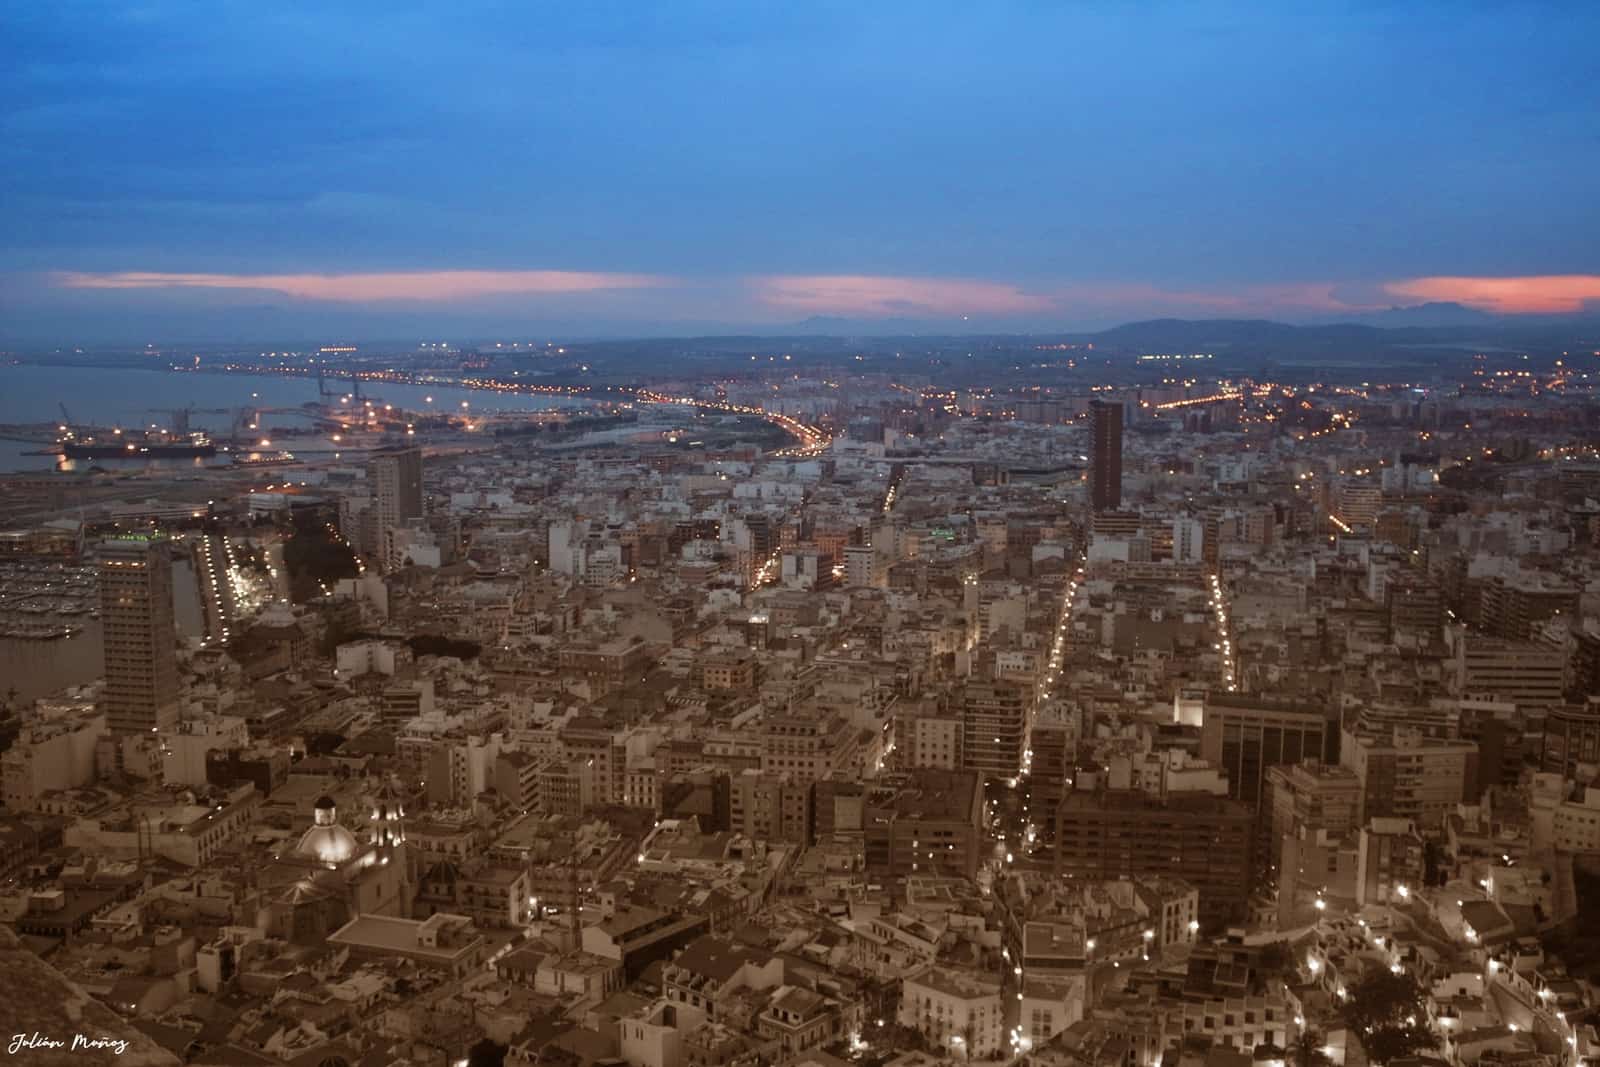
780, 305, 1600, 356
10, 302, 1598, 354
1326, 301, 1502, 327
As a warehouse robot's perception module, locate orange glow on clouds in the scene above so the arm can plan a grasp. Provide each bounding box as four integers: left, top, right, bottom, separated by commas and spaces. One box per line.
54, 269, 670, 302
48, 268, 1600, 318
1384, 275, 1600, 314
753, 276, 1377, 318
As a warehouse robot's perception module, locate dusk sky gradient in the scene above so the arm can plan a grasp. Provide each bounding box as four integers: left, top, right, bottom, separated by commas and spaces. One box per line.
3, 2, 1599, 340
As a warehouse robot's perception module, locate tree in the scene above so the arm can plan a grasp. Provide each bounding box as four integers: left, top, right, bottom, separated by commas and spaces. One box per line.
409, 633, 482, 660
1423, 840, 1450, 886
467, 1038, 507, 1067
1290, 1030, 1333, 1067
282, 520, 358, 603
1343, 968, 1438, 1065
1257, 942, 1295, 977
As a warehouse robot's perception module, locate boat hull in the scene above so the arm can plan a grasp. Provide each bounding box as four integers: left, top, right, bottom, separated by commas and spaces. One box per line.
62, 443, 217, 459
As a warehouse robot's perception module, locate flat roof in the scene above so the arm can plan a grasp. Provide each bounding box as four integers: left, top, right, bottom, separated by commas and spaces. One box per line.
327, 914, 479, 961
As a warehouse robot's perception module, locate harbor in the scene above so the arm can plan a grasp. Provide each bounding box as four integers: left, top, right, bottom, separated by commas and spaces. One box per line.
0, 558, 96, 639
0, 543, 207, 701
0, 362, 583, 474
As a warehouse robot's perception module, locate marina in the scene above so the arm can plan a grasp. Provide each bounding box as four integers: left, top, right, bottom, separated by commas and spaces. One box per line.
0, 559, 96, 639
0, 546, 206, 698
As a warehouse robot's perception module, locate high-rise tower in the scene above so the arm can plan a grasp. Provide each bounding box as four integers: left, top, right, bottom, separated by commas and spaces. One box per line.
1089, 399, 1123, 512
368, 445, 423, 531
98, 536, 179, 734
367, 445, 423, 568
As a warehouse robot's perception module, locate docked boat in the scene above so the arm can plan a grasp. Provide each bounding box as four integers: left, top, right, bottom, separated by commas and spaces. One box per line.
58, 424, 217, 459
234, 449, 300, 467
64, 439, 217, 458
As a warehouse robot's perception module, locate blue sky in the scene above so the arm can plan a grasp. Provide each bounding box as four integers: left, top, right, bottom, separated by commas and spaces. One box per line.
3, 2, 1599, 339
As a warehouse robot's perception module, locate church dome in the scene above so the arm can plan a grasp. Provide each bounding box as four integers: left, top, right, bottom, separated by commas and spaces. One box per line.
297, 797, 358, 864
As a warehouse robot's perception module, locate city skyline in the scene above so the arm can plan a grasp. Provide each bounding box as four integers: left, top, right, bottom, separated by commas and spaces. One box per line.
5, 6, 1600, 1065
5, 3, 1600, 340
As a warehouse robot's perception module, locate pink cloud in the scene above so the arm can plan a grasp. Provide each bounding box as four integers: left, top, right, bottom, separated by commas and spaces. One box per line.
1384, 275, 1600, 314
54, 267, 1594, 320
53, 269, 670, 302
751, 274, 1057, 316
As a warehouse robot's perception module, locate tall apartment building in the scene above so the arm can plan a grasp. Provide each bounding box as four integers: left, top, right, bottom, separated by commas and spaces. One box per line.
1478, 573, 1580, 641
1385, 575, 1444, 641
368, 445, 423, 567
1090, 510, 1142, 539
1265, 761, 1363, 926
1531, 777, 1600, 853
560, 716, 627, 805
761, 708, 857, 782
1541, 702, 1600, 776
1567, 626, 1600, 700
1457, 703, 1526, 790
844, 543, 886, 589
536, 757, 596, 815
730, 770, 811, 844
1050, 788, 1255, 930
1341, 726, 1478, 831
1336, 485, 1382, 532
1357, 817, 1425, 906
493, 751, 539, 811
1265, 761, 1362, 872
1198, 695, 1337, 810
961, 678, 1031, 780
1089, 400, 1123, 512
1172, 517, 1205, 563
862, 769, 985, 880
1455, 634, 1565, 710
1028, 709, 1078, 813
898, 702, 964, 771
98, 537, 180, 735
339, 494, 378, 556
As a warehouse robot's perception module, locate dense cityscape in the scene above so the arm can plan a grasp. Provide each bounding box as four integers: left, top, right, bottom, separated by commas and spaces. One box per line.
1, 326, 1599, 1067
5, 3, 1600, 1067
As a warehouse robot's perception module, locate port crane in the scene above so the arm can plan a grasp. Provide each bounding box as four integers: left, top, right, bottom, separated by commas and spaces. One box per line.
228, 404, 346, 446
145, 405, 229, 435
317, 365, 363, 398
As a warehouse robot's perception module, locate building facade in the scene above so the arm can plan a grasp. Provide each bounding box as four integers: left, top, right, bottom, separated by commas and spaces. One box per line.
98, 537, 179, 735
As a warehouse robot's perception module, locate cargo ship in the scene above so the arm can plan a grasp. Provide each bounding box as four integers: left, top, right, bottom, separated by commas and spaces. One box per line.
58, 426, 217, 459
63, 438, 217, 459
